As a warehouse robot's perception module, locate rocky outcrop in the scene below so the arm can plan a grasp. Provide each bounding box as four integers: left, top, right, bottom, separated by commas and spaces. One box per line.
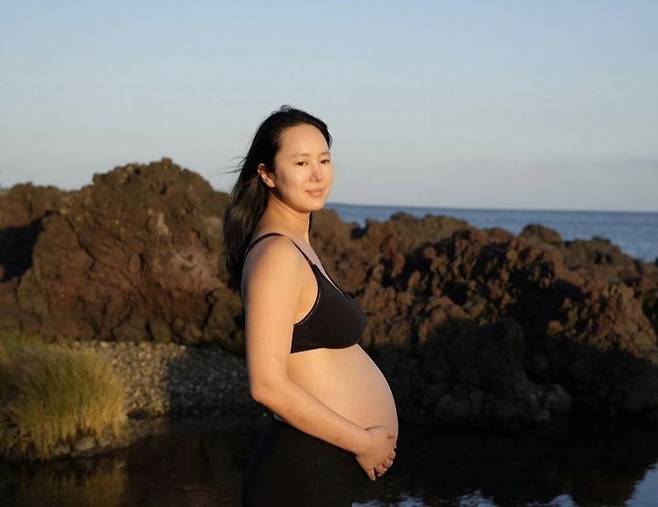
0, 158, 241, 351
343, 222, 658, 431
2, 158, 658, 434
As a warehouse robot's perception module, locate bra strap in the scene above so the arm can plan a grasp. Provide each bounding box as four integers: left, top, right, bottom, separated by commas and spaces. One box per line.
243, 232, 284, 259
286, 239, 314, 266
243, 232, 314, 266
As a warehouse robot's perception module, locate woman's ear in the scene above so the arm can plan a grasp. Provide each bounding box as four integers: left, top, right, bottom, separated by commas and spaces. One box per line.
257, 163, 275, 188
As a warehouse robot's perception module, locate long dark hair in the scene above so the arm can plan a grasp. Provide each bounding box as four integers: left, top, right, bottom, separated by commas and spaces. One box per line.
223, 105, 332, 294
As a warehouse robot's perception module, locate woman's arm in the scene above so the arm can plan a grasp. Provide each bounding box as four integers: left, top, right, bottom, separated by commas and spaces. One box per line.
242, 235, 370, 455
252, 375, 369, 455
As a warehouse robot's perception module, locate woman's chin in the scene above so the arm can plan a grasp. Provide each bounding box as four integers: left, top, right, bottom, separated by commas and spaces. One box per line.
310, 202, 326, 211
305, 195, 328, 209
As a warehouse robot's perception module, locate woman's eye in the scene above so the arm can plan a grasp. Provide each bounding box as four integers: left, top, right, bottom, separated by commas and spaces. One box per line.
296, 160, 330, 166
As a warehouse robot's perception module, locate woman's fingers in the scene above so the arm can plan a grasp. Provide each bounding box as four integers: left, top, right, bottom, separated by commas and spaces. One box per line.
364, 453, 397, 481
375, 458, 395, 477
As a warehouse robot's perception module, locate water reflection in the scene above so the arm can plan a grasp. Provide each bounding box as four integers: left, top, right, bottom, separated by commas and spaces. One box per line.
2, 415, 658, 506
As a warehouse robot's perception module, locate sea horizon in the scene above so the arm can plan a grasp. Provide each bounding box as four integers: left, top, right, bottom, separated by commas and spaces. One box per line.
326, 201, 658, 264
2, 182, 656, 263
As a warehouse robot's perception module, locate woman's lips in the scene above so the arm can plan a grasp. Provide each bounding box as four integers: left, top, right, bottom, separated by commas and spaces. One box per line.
306, 188, 324, 197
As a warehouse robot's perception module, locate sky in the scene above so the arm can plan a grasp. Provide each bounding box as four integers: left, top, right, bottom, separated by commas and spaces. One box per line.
1, 1, 657, 212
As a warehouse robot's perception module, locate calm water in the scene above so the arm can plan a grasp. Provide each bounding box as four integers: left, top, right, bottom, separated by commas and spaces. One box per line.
326, 203, 658, 264
3, 415, 658, 506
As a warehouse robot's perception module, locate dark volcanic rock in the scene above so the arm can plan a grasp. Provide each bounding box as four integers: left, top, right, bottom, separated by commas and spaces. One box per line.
351, 225, 658, 430
2, 158, 658, 433
0, 158, 237, 350
0, 183, 67, 283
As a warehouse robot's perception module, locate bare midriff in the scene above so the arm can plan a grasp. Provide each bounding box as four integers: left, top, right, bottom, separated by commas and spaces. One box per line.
248, 233, 398, 439
274, 344, 399, 437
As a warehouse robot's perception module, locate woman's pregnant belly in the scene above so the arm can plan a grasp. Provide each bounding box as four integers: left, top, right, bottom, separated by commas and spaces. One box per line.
282, 344, 398, 434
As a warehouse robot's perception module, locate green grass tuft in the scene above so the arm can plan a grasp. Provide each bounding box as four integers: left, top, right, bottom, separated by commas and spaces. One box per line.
0, 334, 127, 460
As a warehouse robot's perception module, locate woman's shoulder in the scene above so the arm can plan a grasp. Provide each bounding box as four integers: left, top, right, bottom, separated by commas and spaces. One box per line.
244, 231, 293, 263
241, 233, 306, 296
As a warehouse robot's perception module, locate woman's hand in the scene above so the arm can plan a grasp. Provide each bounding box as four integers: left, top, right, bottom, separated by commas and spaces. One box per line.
375, 448, 397, 477
354, 425, 397, 481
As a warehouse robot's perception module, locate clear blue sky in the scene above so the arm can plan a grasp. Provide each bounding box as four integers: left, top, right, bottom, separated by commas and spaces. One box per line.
1, 1, 657, 211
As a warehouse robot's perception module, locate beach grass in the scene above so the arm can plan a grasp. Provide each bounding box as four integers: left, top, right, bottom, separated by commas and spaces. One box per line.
0, 333, 127, 460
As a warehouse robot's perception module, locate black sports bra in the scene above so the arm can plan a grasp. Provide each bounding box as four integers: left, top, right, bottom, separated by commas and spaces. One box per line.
242, 232, 368, 353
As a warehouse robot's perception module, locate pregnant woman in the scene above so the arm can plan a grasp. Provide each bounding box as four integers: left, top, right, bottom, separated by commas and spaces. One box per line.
223, 105, 399, 506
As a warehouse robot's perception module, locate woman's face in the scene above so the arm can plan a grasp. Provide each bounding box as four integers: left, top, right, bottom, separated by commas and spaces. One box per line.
260, 123, 334, 211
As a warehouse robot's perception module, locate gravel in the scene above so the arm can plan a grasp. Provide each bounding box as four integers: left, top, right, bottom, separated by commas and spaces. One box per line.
63, 340, 261, 420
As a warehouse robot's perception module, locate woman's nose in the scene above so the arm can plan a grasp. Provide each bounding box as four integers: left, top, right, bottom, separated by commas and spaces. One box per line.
311, 162, 323, 179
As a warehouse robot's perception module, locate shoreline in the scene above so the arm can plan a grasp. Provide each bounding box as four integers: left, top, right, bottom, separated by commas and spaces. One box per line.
2, 337, 655, 463
0, 339, 265, 462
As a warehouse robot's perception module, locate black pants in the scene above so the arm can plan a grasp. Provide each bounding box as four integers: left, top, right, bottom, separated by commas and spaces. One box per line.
241, 412, 371, 506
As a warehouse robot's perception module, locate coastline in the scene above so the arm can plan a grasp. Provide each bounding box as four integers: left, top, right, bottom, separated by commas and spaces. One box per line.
2, 159, 658, 463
